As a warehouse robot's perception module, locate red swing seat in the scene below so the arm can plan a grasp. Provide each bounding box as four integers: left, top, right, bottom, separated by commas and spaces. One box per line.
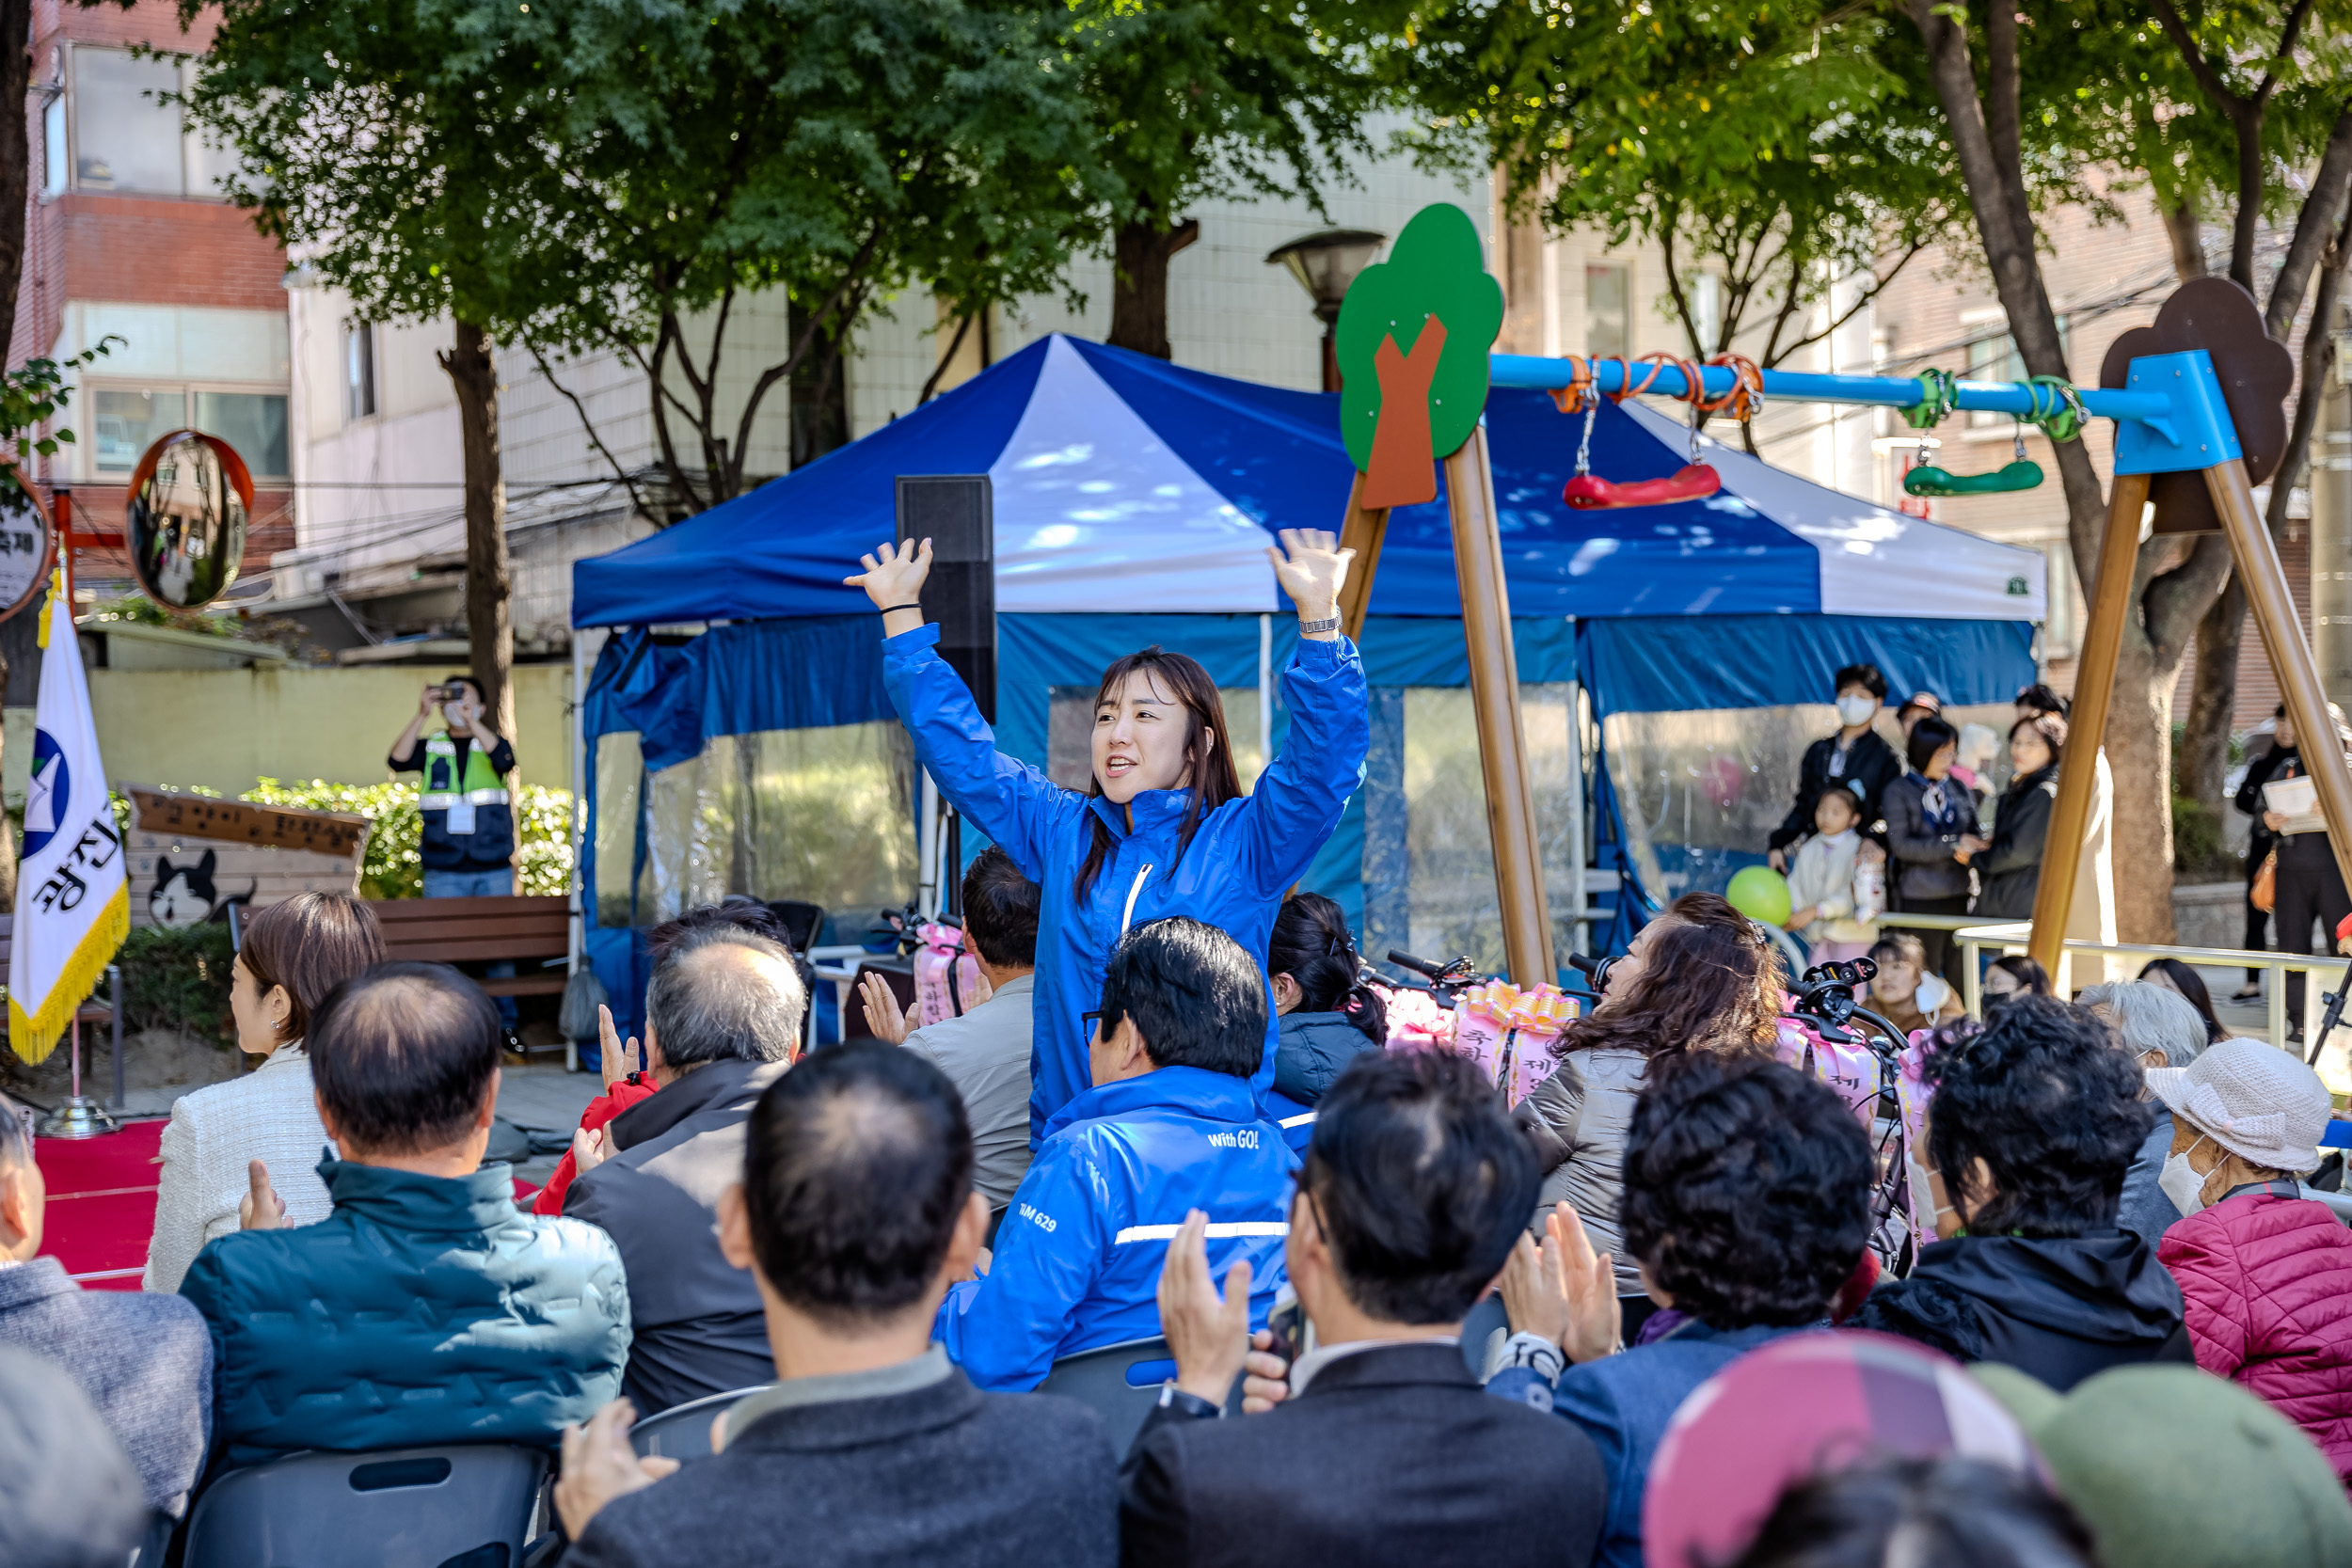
1561, 464, 1722, 510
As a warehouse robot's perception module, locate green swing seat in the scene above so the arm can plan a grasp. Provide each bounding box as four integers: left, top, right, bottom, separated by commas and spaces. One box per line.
1902, 458, 2042, 499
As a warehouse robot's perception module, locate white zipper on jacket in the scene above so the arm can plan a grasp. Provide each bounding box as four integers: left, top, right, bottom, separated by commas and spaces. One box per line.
1120, 863, 1155, 935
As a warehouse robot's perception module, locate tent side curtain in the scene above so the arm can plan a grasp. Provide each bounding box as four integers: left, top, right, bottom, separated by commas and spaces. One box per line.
1579, 614, 2038, 719
585, 615, 896, 766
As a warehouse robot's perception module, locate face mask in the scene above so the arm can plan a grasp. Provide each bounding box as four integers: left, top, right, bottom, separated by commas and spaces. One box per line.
2158, 1134, 2214, 1216
1836, 695, 1878, 727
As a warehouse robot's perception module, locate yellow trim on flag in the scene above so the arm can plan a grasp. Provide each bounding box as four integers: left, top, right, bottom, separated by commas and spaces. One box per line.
8, 880, 128, 1065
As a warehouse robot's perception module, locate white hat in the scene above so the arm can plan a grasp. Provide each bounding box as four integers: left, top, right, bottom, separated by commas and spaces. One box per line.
2144, 1037, 2332, 1174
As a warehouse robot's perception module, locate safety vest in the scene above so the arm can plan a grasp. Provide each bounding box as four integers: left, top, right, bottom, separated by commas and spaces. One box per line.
420, 733, 510, 829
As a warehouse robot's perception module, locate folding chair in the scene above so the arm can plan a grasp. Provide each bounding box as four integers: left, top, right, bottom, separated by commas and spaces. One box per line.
629, 1386, 774, 1460
183, 1444, 548, 1568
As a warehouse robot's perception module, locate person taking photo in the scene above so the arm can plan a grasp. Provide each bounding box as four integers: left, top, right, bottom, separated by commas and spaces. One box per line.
850, 528, 1369, 1133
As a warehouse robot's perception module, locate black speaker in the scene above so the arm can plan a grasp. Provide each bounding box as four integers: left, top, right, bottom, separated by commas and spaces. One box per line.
896, 475, 995, 721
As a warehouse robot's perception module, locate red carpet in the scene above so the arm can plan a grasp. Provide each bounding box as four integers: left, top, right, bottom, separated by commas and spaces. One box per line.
36, 1118, 166, 1291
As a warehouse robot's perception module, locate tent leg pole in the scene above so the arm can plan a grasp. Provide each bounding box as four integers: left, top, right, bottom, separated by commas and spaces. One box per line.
1335, 470, 1390, 644
2028, 471, 2147, 978
1445, 425, 1555, 987
2209, 458, 2352, 902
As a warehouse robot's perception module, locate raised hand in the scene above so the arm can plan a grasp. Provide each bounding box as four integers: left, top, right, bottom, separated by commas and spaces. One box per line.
597, 1005, 642, 1091
1264, 528, 1354, 637
556, 1400, 679, 1540
1501, 1201, 1620, 1365
844, 538, 933, 634
238, 1159, 285, 1230
858, 974, 911, 1045
1155, 1210, 1255, 1405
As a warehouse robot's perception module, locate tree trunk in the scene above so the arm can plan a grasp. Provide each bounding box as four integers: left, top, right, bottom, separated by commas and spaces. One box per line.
2180, 573, 2244, 808
438, 321, 515, 744
0, 0, 31, 368
1107, 216, 1200, 359
2108, 630, 2185, 942
2163, 198, 2207, 285
787, 295, 850, 471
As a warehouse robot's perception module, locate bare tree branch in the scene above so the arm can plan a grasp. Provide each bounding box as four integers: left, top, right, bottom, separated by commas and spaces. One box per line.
525, 339, 653, 524
919, 309, 977, 405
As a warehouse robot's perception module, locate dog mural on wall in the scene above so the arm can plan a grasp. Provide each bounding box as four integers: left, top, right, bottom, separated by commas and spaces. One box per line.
147, 849, 257, 929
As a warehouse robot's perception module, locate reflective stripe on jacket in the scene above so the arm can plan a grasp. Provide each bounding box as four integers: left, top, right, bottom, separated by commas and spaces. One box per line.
932, 1065, 1295, 1391
418, 731, 515, 870
880, 623, 1370, 1137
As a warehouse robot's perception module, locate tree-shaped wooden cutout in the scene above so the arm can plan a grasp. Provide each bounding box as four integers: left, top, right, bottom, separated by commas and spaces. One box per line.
1334, 204, 1504, 508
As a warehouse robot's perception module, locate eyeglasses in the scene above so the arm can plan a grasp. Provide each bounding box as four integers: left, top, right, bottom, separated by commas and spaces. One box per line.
1082, 1010, 1102, 1033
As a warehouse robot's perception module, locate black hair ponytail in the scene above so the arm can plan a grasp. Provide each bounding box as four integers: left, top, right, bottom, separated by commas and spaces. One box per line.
1269, 892, 1388, 1044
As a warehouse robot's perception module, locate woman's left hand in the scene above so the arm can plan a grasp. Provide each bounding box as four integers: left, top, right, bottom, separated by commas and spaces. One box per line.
1267, 528, 1354, 634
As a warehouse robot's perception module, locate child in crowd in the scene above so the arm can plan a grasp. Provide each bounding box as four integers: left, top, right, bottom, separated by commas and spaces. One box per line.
1781, 784, 1884, 965
1867, 931, 1964, 1037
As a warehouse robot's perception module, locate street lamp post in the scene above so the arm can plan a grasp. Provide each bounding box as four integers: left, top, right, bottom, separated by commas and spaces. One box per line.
1265, 230, 1386, 392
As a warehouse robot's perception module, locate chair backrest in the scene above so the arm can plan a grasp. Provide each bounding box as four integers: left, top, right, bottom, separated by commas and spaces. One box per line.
629, 1386, 774, 1461
1461, 1292, 1512, 1379
1034, 1336, 1251, 1457
184, 1444, 548, 1568
764, 900, 827, 954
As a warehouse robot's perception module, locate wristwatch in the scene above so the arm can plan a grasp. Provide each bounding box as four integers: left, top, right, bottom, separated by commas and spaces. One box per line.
1297, 615, 1340, 635
1155, 1383, 1223, 1419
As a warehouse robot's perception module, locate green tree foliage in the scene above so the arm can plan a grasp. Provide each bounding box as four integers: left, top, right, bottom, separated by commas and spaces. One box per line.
1395, 0, 1971, 371
240, 778, 574, 899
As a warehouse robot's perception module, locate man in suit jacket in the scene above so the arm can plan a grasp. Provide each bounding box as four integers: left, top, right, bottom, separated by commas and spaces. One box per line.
0, 1106, 210, 1519
555, 1043, 1118, 1568
564, 925, 804, 1413
1121, 1050, 1606, 1568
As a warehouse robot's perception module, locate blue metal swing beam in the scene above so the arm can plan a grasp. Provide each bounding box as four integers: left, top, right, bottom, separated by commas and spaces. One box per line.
1486, 351, 2236, 477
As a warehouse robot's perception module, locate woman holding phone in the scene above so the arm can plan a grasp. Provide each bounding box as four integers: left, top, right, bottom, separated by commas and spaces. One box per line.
850, 528, 1369, 1134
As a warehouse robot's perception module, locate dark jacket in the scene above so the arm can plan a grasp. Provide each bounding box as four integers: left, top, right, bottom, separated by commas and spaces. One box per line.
565, 1056, 787, 1414
1854, 1230, 2183, 1392
1124, 1341, 1605, 1568
2117, 1107, 2184, 1246
179, 1154, 629, 1465
389, 731, 516, 872
1271, 1011, 1378, 1105
2238, 744, 2335, 871
0, 1256, 211, 1516
1771, 730, 1904, 851
566, 1365, 1117, 1568
1976, 766, 2057, 918
1882, 772, 1977, 903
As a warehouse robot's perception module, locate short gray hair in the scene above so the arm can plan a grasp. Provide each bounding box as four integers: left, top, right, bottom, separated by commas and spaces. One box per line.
647, 927, 806, 1068
2078, 980, 2207, 1068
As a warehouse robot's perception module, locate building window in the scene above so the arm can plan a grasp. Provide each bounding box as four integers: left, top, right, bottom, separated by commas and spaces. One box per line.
56, 47, 231, 199
41, 91, 66, 195
1965, 311, 2072, 427
343, 322, 377, 420
89, 385, 289, 478
1586, 264, 1630, 359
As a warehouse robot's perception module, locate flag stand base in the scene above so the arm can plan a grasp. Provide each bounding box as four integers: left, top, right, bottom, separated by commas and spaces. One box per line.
38, 1094, 119, 1139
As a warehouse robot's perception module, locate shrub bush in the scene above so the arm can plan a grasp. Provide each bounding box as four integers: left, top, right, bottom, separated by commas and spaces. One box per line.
239, 777, 573, 898
119, 923, 236, 1044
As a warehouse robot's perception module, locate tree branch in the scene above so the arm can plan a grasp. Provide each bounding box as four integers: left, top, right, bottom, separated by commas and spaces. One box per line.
2265, 102, 2352, 339
2145, 0, 2249, 116
725, 222, 885, 483
2257, 0, 2320, 106
525, 339, 653, 524
1766, 243, 1928, 367
918, 309, 977, 405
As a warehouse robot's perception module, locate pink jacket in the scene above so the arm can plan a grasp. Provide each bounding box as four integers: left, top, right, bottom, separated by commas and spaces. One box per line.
2159, 1190, 2352, 1480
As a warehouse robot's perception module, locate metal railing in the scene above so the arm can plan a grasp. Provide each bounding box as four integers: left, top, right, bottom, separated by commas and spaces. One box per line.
1873, 910, 2338, 1053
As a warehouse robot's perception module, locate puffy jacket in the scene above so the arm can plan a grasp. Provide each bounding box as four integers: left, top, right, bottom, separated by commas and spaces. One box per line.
882, 624, 1368, 1138
933, 1065, 1295, 1391
1882, 773, 1977, 904
180, 1154, 631, 1465
2160, 1187, 2352, 1481
1855, 1230, 2182, 1392
1273, 1011, 1378, 1105
1512, 1046, 1650, 1298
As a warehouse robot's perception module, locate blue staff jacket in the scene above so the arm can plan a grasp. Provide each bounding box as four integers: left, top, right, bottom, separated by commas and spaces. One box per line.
933, 1066, 1296, 1391
881, 623, 1369, 1137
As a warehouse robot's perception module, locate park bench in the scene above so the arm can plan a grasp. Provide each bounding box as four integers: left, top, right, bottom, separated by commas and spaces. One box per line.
363, 895, 570, 999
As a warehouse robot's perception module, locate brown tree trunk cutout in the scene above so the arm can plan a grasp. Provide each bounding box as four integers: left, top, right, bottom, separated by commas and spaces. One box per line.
1363, 316, 1448, 508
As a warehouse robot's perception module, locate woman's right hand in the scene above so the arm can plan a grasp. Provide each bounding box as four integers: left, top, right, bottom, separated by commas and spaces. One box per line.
845, 538, 933, 636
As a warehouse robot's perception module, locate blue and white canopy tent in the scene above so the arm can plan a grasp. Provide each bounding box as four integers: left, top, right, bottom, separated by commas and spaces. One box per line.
571, 334, 2043, 1024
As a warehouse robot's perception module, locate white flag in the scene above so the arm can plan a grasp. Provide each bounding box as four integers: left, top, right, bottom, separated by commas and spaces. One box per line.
8, 579, 127, 1063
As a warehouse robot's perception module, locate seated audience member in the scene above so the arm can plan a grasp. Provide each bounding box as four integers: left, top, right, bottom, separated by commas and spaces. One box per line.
0, 1343, 150, 1568
1515, 896, 1781, 1340
0, 1109, 210, 1518
537, 896, 799, 1216
1856, 997, 2181, 1390
182, 962, 628, 1465
1980, 954, 2050, 1009
1864, 931, 1963, 1037
1127, 1050, 1606, 1568
1262, 891, 1388, 1150
1491, 1056, 1874, 1568
859, 847, 1041, 1211
1727, 1457, 2097, 1568
565, 927, 805, 1413
937, 917, 1294, 1391
144, 892, 387, 1291
555, 1044, 1117, 1568
2148, 1037, 2352, 1480
2080, 979, 2210, 1245
2137, 957, 2229, 1045
1974, 1363, 2352, 1568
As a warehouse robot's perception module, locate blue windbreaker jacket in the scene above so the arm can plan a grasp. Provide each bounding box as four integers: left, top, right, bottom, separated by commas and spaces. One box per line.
933, 1066, 1296, 1391
881, 623, 1370, 1136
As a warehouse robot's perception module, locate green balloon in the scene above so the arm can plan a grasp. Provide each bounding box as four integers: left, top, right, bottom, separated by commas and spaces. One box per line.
1726, 865, 1793, 927
1334, 203, 1504, 473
